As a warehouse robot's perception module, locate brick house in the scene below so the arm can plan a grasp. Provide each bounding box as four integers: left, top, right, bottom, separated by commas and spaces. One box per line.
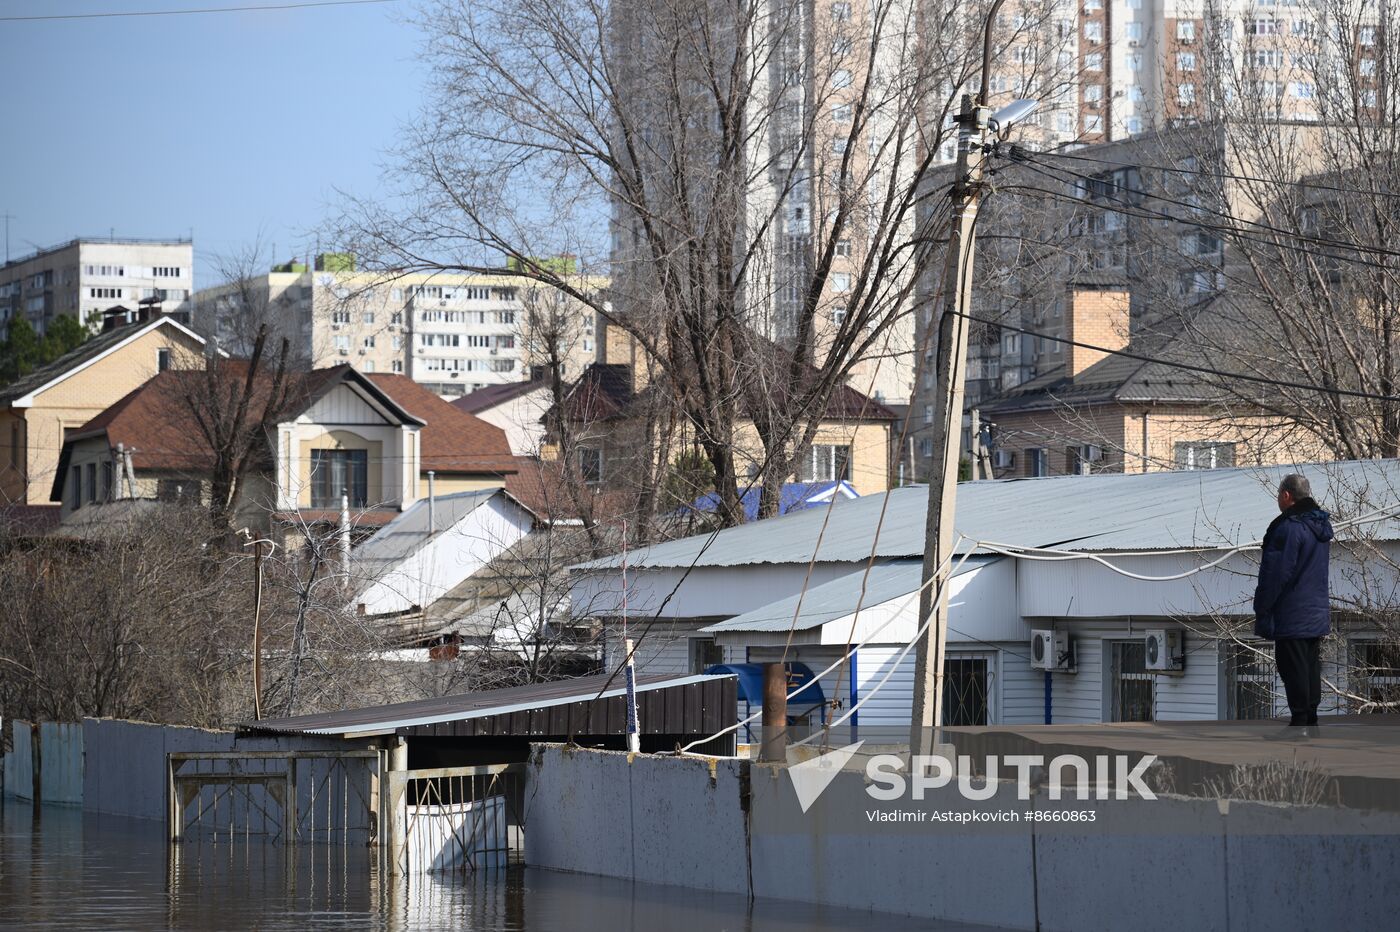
980, 282, 1322, 478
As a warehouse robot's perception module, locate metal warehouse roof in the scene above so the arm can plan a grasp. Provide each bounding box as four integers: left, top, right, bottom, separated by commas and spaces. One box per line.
246, 672, 732, 738
575, 460, 1400, 571
700, 558, 988, 634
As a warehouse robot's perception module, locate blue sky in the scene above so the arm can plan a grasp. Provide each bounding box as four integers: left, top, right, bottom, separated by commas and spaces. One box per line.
0, 0, 424, 286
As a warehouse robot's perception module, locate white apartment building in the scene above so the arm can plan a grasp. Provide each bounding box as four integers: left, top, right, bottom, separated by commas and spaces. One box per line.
194, 257, 599, 399
0, 238, 194, 335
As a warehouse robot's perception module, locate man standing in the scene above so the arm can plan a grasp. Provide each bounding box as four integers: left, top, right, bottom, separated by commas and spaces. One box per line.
1254, 473, 1334, 738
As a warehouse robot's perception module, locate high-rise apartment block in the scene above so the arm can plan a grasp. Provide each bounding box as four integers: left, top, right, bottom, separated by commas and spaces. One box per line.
194, 256, 600, 398
0, 238, 194, 335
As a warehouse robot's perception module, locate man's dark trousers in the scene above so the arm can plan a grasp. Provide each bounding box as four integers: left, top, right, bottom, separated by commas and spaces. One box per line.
1275, 638, 1321, 726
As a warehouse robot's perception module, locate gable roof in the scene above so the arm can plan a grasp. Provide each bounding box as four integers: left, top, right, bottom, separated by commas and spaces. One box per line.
367, 374, 517, 475
573, 458, 1400, 571
48, 364, 425, 500
453, 378, 549, 415
986, 304, 1227, 414
0, 315, 207, 409
685, 480, 860, 521
352, 487, 534, 580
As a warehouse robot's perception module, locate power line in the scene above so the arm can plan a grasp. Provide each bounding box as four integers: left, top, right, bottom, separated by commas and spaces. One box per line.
1029, 145, 1400, 203
952, 309, 1400, 402
0, 0, 396, 22
1011, 148, 1400, 263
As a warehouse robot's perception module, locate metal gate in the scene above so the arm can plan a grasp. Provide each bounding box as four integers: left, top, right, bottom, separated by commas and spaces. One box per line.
383, 763, 525, 875
167, 750, 381, 845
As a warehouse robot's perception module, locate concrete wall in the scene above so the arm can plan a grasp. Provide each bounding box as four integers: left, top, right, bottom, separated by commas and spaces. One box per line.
524, 745, 748, 894
523, 744, 1400, 932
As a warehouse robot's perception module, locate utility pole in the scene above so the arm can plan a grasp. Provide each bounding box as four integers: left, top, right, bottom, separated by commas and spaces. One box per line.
910, 0, 1016, 757
2, 212, 13, 264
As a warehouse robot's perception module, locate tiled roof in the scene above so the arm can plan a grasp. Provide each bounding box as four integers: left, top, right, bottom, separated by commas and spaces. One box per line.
453, 378, 548, 414
367, 374, 517, 475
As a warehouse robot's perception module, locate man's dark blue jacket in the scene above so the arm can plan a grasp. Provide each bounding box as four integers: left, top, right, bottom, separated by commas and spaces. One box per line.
1253, 498, 1334, 640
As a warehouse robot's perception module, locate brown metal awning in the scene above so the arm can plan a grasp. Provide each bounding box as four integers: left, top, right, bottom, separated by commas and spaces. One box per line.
243, 672, 737, 740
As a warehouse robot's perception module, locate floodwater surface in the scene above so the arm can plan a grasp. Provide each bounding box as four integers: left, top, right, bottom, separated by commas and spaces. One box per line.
0, 799, 983, 931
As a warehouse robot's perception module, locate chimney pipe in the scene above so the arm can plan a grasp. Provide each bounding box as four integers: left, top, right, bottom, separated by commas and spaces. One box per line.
339, 491, 351, 578
427, 470, 436, 532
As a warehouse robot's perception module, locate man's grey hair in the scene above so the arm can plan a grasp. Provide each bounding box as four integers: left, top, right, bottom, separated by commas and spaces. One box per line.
1279, 473, 1312, 500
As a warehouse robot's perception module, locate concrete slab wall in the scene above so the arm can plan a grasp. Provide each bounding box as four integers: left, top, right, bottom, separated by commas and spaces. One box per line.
524, 745, 748, 894
523, 744, 1400, 932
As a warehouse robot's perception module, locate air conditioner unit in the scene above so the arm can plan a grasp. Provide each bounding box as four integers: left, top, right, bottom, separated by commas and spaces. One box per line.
358, 348, 366, 355
439, 300, 448, 307
338, 348, 349, 356
1144, 629, 1185, 673
489, 348, 499, 355
332, 323, 341, 330
1030, 630, 1075, 672
1079, 444, 1103, 463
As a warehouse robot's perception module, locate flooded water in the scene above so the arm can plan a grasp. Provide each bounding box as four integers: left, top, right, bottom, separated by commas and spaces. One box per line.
0, 799, 966, 931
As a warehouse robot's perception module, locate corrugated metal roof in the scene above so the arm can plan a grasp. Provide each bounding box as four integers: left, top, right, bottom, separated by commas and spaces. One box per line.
699, 558, 990, 634
576, 460, 1400, 571
247, 672, 730, 737
353, 489, 502, 571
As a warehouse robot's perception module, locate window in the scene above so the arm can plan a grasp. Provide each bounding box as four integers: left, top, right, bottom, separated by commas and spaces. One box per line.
798, 444, 851, 482
88, 287, 123, 300
1068, 444, 1102, 475
831, 103, 852, 123
363, 312, 375, 325
579, 446, 604, 484
1085, 85, 1103, 102
1084, 0, 1101, 9
391, 311, 403, 325
1178, 84, 1196, 106
689, 637, 725, 674
152, 266, 181, 278
9, 423, 18, 467
1085, 52, 1103, 71
101, 460, 114, 502
1226, 643, 1278, 719
391, 288, 404, 302
943, 657, 989, 726
310, 449, 368, 508
832, 69, 852, 89
923, 404, 933, 425
491, 359, 516, 372
497, 310, 516, 324
831, 36, 853, 57
363, 336, 376, 349
1174, 441, 1235, 470
334, 335, 351, 352
1177, 52, 1196, 71
70, 465, 82, 510
331, 310, 351, 325
1026, 448, 1048, 477
1360, 58, 1376, 77
157, 479, 200, 505
1003, 333, 1020, 355
157, 348, 171, 372
831, 136, 848, 155
1177, 20, 1195, 42
84, 463, 96, 503
391, 335, 403, 350
830, 272, 852, 294
493, 287, 517, 301
1246, 18, 1279, 36
1359, 26, 1376, 46
1084, 114, 1103, 133
832, 305, 848, 326
835, 239, 851, 257
496, 335, 516, 349
1350, 641, 1400, 712
830, 1, 851, 22
1293, 82, 1315, 100
1126, 22, 1142, 41
1084, 21, 1102, 42
1110, 641, 1154, 722
392, 360, 403, 373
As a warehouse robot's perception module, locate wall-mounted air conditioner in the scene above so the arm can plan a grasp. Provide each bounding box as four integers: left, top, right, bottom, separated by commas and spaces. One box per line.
1031, 630, 1075, 672
1144, 629, 1185, 673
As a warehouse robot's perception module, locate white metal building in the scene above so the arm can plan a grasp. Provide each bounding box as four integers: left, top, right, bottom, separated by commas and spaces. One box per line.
570, 461, 1400, 733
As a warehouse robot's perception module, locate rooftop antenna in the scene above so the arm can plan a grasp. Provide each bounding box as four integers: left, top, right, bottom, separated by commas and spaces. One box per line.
621, 519, 641, 754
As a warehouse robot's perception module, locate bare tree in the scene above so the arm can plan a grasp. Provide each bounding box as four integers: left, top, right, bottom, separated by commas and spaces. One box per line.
334, 0, 1083, 532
